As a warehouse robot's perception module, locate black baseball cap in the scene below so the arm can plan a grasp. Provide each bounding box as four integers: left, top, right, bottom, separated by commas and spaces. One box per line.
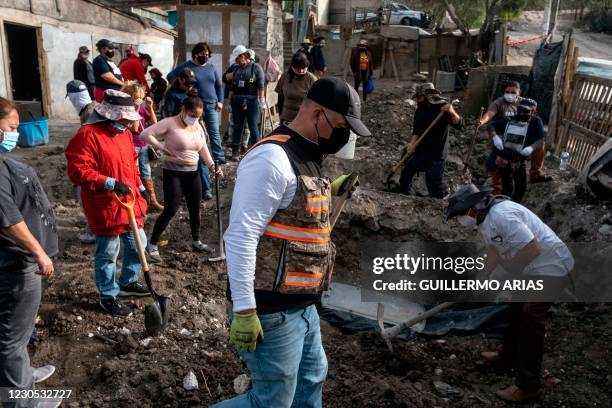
306, 77, 371, 137
96, 39, 117, 50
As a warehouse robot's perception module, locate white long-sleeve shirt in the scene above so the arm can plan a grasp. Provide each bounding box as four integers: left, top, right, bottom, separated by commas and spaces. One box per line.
224, 143, 297, 311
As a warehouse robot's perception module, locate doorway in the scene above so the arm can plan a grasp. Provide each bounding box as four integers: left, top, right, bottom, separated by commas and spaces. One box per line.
3, 23, 44, 114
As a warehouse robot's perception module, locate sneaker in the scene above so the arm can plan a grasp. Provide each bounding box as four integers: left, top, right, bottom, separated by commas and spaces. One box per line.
78, 231, 96, 244
191, 240, 213, 253
118, 282, 150, 297
99, 298, 131, 317
33, 365, 56, 383
146, 243, 162, 264
203, 191, 213, 201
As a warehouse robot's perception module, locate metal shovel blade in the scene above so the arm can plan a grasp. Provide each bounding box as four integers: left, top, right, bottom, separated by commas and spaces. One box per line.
144, 297, 172, 336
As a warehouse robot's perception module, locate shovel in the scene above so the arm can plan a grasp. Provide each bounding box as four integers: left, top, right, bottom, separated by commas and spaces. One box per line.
115, 189, 171, 336
378, 301, 455, 351
385, 110, 445, 191
461, 107, 486, 182
208, 161, 226, 263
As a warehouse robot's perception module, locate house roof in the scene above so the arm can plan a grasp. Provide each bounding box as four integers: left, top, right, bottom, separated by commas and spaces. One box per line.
86, 0, 177, 36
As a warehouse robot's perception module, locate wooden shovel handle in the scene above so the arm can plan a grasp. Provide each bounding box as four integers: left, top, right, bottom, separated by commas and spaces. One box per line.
115, 188, 149, 272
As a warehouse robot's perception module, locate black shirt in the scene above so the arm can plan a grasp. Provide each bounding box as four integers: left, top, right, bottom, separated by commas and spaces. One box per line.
488, 115, 545, 162
92, 55, 122, 90
309, 46, 326, 72
73, 58, 95, 89
0, 157, 58, 272
413, 103, 464, 161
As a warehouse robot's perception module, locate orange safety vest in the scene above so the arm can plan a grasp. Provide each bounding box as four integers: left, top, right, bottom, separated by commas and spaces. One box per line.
244, 134, 336, 295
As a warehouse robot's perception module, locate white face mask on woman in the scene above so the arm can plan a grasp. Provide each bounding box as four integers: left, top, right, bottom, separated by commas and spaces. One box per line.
456, 215, 477, 228
182, 115, 198, 126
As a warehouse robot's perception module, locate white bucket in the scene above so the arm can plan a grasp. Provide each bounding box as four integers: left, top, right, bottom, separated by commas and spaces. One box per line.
334, 131, 357, 160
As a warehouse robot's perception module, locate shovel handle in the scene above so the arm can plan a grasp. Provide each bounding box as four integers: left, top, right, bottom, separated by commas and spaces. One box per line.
115, 188, 149, 272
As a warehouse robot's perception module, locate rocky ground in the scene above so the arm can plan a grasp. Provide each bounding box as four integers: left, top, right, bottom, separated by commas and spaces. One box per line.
12, 77, 612, 407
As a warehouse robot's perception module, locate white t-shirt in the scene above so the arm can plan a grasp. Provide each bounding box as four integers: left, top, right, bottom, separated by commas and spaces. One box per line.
223, 143, 297, 311
479, 200, 574, 277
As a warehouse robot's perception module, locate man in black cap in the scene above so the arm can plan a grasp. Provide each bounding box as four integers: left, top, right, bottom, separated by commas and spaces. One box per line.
73, 46, 95, 98
92, 39, 124, 102
395, 82, 463, 198
445, 183, 573, 403
213, 77, 370, 408
485, 98, 543, 203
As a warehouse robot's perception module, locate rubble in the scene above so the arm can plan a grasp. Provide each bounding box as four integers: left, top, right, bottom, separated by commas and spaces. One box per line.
183, 370, 199, 391
233, 374, 250, 394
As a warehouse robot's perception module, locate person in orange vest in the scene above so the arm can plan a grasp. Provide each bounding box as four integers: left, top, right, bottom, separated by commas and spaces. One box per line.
212, 77, 370, 408
350, 39, 374, 101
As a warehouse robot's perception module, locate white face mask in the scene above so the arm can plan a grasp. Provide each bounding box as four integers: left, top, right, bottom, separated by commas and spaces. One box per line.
456, 215, 477, 228
503, 93, 518, 103
182, 115, 198, 126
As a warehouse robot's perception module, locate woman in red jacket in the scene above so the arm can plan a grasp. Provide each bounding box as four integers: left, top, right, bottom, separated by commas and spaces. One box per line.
65, 90, 151, 317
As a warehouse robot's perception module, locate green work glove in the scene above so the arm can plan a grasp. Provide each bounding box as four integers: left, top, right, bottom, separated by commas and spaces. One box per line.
330, 173, 359, 196
229, 311, 264, 352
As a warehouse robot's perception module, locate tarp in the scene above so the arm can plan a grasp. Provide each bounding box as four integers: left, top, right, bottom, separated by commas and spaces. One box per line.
526, 40, 563, 124
580, 138, 612, 200
320, 303, 510, 340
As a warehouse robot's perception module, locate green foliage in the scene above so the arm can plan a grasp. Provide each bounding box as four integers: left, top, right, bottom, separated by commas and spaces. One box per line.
500, 0, 529, 20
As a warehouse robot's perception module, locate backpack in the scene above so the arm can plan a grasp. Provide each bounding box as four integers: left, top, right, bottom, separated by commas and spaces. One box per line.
264, 55, 281, 83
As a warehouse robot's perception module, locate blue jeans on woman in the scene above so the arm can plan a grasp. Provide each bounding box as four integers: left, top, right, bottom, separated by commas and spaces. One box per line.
94, 229, 146, 300
230, 97, 261, 148
211, 304, 327, 408
198, 103, 225, 195
135, 146, 151, 180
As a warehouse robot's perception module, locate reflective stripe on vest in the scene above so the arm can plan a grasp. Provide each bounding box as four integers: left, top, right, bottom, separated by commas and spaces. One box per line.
264, 222, 331, 243
244, 134, 291, 157
284, 271, 324, 287
305, 196, 330, 213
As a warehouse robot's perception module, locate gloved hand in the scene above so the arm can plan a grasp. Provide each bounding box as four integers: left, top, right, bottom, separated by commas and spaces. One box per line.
331, 173, 359, 196
492, 134, 504, 150
258, 97, 267, 111
113, 181, 130, 196
520, 146, 534, 157
229, 311, 264, 352
140, 189, 151, 206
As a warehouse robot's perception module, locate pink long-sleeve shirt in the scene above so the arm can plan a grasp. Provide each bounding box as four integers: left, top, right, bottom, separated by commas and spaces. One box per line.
139, 116, 213, 172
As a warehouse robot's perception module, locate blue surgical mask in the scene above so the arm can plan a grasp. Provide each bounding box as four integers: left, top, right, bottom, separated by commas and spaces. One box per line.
0, 131, 19, 153
112, 123, 127, 132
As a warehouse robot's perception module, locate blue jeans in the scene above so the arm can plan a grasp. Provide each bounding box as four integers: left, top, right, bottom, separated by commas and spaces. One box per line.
199, 103, 224, 194
94, 229, 146, 300
135, 146, 151, 180
231, 97, 261, 148
211, 305, 327, 408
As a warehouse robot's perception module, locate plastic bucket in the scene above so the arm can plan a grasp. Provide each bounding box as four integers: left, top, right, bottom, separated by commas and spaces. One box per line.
17, 116, 49, 147
334, 131, 357, 160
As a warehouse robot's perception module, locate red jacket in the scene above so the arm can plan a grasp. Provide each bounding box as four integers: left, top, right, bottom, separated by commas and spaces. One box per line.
65, 122, 147, 236
119, 54, 151, 92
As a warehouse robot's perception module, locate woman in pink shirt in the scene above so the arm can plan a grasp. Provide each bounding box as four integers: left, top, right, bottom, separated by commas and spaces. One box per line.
140, 96, 223, 263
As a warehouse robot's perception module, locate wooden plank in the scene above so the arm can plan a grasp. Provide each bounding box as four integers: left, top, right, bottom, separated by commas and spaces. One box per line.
378, 38, 387, 79
389, 43, 399, 83
562, 119, 609, 145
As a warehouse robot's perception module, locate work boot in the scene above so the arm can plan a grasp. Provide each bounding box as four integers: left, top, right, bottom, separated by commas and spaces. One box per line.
146, 243, 162, 264
495, 385, 541, 403
99, 298, 131, 317
119, 282, 150, 297
144, 179, 164, 212
230, 145, 240, 161
33, 365, 56, 383
192, 240, 213, 253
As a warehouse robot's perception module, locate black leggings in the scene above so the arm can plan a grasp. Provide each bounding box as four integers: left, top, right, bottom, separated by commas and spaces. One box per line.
150, 168, 202, 244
